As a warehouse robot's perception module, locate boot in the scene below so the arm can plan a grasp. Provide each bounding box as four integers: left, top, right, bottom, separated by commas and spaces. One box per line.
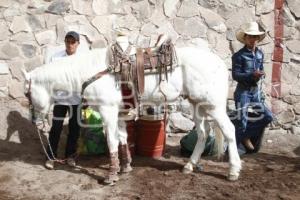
243, 138, 254, 150
103, 152, 120, 185
119, 144, 133, 173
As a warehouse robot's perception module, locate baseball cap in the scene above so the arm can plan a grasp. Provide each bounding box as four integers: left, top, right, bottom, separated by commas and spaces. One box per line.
65, 31, 80, 41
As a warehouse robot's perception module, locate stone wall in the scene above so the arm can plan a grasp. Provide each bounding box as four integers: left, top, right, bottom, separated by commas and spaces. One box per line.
0, 0, 299, 133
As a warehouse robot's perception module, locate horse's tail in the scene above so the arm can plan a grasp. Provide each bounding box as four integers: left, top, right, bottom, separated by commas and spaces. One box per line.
214, 124, 225, 159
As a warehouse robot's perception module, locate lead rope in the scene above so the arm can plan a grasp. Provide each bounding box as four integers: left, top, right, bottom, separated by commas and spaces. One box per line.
36, 120, 78, 164
37, 121, 62, 163
163, 97, 168, 155
26, 80, 69, 164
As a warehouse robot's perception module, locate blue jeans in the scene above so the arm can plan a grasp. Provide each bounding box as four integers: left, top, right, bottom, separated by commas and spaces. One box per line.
233, 87, 273, 147
47, 105, 80, 159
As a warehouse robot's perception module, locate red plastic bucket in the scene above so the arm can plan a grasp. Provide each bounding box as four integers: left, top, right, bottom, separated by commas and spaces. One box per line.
136, 118, 165, 158
125, 120, 136, 156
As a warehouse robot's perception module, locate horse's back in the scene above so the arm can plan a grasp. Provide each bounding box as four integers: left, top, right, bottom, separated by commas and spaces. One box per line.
176, 46, 229, 106
176, 46, 227, 74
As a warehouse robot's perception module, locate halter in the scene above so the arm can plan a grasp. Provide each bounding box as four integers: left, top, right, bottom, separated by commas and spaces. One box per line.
24, 79, 51, 125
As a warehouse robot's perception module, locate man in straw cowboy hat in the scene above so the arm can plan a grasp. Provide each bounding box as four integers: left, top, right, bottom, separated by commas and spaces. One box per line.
232, 22, 273, 153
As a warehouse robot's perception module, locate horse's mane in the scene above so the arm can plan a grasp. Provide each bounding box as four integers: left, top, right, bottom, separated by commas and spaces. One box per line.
29, 48, 109, 92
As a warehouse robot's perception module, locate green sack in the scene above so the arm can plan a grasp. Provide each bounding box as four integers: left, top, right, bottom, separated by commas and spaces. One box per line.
180, 129, 216, 157
78, 108, 108, 155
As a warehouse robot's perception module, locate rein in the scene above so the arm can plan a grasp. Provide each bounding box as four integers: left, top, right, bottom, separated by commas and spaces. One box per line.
80, 67, 112, 107
81, 68, 112, 96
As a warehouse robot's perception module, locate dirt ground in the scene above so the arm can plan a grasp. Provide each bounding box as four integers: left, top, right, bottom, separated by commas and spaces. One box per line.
0, 98, 299, 200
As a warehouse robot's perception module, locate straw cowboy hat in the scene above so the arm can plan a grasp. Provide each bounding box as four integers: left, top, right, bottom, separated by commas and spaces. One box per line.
236, 22, 266, 44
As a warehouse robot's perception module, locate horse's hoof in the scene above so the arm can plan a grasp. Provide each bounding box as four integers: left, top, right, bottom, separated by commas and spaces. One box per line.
228, 163, 241, 181
227, 173, 239, 181
182, 167, 192, 174
103, 174, 119, 186
121, 164, 133, 173
182, 163, 193, 174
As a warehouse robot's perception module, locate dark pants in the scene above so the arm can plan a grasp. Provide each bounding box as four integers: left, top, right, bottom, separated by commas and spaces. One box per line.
46, 105, 80, 159
234, 87, 273, 147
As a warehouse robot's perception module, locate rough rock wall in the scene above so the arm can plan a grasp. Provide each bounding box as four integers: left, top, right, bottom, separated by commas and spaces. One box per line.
0, 0, 299, 133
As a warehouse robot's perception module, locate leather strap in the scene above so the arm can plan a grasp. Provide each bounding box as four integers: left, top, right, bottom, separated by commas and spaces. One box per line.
81, 68, 111, 96
136, 48, 144, 95
145, 48, 157, 70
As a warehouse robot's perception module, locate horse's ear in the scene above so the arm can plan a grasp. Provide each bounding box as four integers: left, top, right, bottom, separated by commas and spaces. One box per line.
21, 68, 29, 81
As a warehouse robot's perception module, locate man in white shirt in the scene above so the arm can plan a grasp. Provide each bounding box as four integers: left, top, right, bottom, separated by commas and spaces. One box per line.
45, 31, 81, 169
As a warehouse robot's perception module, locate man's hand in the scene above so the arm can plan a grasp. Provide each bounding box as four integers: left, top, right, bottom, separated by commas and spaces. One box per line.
253, 70, 265, 81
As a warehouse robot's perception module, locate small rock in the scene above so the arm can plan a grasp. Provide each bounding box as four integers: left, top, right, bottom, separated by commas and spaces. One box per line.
163, 0, 180, 18
35, 30, 56, 45
0, 42, 21, 59
21, 44, 37, 58
266, 165, 282, 171
195, 164, 204, 172
10, 16, 31, 33
163, 153, 171, 159
168, 112, 195, 132
267, 139, 273, 143
135, 196, 141, 200
47, 0, 70, 15
291, 125, 300, 135
0, 62, 9, 74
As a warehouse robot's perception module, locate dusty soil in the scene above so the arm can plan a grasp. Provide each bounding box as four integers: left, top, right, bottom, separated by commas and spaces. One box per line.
0, 98, 299, 200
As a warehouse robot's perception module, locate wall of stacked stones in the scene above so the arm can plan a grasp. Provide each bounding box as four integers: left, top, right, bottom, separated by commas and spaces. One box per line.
0, 0, 299, 133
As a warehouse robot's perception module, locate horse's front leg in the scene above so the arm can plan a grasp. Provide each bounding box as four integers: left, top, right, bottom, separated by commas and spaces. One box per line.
118, 120, 133, 173
183, 113, 209, 174
98, 105, 120, 185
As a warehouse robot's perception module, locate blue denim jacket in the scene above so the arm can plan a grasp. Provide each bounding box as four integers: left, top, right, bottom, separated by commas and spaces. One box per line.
232, 46, 264, 89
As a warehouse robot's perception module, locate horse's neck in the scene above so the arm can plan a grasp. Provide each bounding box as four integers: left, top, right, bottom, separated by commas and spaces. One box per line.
29, 48, 109, 93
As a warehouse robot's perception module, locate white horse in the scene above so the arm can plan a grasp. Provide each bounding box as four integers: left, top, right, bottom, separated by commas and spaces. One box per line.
22, 39, 241, 184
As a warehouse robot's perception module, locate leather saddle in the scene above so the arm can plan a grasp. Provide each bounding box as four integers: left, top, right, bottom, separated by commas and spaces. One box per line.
111, 37, 176, 96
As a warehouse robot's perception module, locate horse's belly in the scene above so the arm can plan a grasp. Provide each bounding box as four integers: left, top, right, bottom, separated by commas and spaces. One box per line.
142, 69, 183, 102
84, 77, 122, 105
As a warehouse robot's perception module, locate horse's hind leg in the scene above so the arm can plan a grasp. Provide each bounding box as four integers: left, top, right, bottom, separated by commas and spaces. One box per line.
98, 105, 120, 185
208, 107, 241, 181
183, 106, 210, 173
